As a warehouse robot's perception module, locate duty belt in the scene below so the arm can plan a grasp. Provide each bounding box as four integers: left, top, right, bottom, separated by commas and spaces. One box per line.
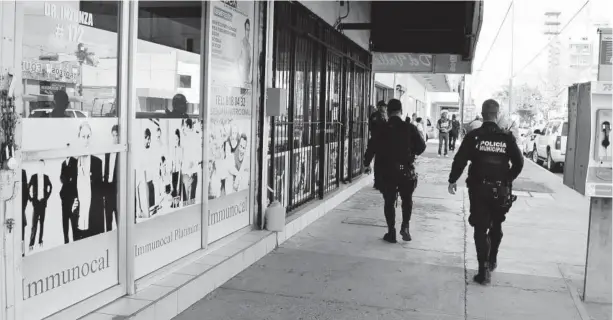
480, 179, 504, 199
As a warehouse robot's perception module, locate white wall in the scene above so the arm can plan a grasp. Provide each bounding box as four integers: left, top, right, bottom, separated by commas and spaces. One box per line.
299, 1, 370, 50
374, 73, 428, 119
428, 92, 460, 121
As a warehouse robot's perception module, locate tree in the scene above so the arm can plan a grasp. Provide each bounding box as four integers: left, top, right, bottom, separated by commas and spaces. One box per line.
492, 83, 544, 125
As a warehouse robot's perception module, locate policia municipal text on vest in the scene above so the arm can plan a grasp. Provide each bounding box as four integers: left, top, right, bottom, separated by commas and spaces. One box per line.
447, 99, 524, 285
365, 99, 426, 243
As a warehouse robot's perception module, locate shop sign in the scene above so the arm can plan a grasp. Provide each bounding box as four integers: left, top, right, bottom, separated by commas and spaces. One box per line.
373, 53, 472, 74
22, 60, 80, 84
40, 81, 67, 95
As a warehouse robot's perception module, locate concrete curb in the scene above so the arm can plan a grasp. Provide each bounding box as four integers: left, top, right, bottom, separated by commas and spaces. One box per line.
558, 264, 592, 320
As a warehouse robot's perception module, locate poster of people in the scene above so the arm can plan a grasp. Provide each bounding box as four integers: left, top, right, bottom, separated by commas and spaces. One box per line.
206, 85, 252, 242
209, 1, 255, 89
133, 118, 203, 223
21, 119, 120, 257
207, 86, 251, 199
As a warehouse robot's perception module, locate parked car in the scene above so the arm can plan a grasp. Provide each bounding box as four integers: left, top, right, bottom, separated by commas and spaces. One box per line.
520, 132, 537, 156
29, 108, 88, 118
531, 119, 568, 172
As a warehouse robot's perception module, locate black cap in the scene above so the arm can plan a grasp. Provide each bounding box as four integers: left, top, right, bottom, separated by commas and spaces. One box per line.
387, 99, 402, 113
376, 100, 387, 107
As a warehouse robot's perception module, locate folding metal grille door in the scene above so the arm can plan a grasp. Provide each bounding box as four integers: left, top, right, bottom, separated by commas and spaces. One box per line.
269, 1, 371, 215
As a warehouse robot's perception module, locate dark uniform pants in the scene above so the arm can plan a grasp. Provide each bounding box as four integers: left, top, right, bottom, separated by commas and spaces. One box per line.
373, 158, 384, 190
468, 185, 506, 265
381, 172, 418, 231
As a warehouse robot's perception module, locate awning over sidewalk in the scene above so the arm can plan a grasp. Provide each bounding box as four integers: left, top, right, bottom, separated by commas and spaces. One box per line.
341, 1, 483, 74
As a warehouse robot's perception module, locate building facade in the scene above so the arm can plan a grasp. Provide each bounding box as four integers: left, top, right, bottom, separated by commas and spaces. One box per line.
0, 1, 373, 319
0, 1, 482, 319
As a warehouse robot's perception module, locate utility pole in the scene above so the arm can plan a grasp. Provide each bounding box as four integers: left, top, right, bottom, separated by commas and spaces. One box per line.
459, 75, 466, 126
508, 1, 515, 116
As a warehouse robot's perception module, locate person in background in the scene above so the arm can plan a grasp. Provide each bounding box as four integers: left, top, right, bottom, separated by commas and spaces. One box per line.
167, 94, 189, 118
50, 90, 70, 118
415, 117, 426, 142
368, 100, 388, 190
449, 114, 461, 152
437, 112, 451, 157
467, 115, 483, 134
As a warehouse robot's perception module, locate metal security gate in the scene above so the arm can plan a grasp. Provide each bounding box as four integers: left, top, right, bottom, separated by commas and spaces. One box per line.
268, 1, 371, 214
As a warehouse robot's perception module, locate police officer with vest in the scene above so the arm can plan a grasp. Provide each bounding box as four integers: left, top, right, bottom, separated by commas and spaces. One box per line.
365, 99, 426, 243
447, 99, 524, 284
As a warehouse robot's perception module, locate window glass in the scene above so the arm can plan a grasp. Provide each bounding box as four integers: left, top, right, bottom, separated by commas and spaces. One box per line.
561, 122, 568, 136
132, 1, 204, 279
19, 2, 121, 319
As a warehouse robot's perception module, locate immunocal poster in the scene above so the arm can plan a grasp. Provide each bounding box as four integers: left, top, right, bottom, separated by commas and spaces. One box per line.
207, 86, 252, 243
133, 118, 203, 223
21, 118, 121, 256
209, 1, 255, 89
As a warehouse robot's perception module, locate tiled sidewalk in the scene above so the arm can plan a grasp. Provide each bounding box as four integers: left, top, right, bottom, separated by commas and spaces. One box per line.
174, 146, 610, 320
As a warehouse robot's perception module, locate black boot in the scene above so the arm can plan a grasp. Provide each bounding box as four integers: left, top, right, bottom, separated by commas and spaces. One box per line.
473, 262, 491, 285
383, 228, 397, 243
489, 252, 498, 271
400, 223, 411, 241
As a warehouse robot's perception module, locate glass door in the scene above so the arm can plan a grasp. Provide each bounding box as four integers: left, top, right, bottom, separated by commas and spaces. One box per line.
17, 1, 126, 319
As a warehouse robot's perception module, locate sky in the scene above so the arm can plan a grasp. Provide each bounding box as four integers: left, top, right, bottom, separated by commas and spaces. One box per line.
468, 0, 613, 106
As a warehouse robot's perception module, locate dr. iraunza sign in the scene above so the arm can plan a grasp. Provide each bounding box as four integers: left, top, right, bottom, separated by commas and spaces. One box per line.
22, 249, 110, 300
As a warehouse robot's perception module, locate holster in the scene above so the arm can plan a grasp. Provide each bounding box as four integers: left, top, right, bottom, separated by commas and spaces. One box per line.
476, 179, 515, 210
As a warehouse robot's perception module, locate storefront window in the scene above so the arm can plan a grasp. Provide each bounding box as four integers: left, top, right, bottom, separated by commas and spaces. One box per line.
19, 2, 121, 319
132, 1, 204, 279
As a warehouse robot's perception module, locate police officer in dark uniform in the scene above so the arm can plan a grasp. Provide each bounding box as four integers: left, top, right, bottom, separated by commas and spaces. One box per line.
447, 99, 524, 284
368, 100, 388, 190
365, 99, 426, 243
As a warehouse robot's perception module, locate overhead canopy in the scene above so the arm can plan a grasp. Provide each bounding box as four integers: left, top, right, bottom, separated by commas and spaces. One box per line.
340, 1, 483, 74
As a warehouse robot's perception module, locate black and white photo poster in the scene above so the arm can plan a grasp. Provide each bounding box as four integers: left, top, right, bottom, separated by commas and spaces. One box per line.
133, 118, 203, 223
21, 119, 120, 256
210, 1, 255, 89
207, 86, 252, 243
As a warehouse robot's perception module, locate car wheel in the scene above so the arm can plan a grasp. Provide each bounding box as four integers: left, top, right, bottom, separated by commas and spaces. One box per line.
532, 146, 539, 163
547, 151, 556, 172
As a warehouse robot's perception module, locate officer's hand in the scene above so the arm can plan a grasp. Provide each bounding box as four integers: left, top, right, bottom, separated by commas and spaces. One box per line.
365, 166, 372, 175
448, 182, 457, 195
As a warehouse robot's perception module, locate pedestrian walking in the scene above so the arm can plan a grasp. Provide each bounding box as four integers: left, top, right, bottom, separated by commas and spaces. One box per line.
447, 99, 524, 284
449, 114, 461, 152
368, 100, 388, 190
415, 117, 426, 142
365, 99, 426, 243
436, 112, 451, 157
466, 115, 483, 134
